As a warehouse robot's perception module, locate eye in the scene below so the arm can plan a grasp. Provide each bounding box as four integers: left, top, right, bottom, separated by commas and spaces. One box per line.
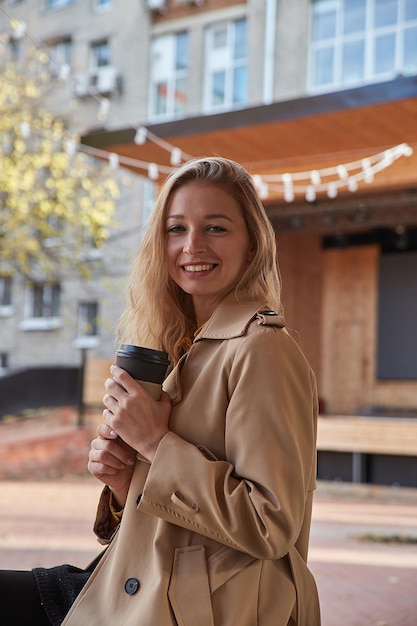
167, 224, 186, 234
207, 225, 227, 233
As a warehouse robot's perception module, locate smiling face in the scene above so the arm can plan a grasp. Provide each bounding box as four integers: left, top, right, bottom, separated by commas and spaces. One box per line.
165, 183, 253, 325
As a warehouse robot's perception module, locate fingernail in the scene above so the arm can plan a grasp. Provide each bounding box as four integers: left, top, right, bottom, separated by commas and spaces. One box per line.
109, 429, 117, 437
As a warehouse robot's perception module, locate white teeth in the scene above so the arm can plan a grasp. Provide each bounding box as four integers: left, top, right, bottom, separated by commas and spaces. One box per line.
183, 264, 213, 272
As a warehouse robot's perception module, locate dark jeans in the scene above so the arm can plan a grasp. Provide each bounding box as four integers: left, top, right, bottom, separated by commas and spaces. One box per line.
0, 570, 50, 626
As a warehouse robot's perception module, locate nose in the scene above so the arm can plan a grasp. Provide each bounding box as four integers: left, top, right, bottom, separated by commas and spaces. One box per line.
183, 229, 206, 255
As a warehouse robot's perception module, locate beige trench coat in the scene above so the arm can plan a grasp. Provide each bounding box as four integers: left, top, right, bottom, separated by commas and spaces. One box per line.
62, 295, 320, 626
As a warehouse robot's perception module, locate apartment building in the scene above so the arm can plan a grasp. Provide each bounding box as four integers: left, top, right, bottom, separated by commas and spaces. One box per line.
1, 1, 417, 426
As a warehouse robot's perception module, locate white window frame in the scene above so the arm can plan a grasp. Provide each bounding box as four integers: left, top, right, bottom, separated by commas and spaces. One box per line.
308, 0, 417, 93
47, 37, 72, 78
20, 283, 61, 331
90, 39, 111, 70
77, 301, 99, 339
203, 18, 248, 113
149, 31, 189, 120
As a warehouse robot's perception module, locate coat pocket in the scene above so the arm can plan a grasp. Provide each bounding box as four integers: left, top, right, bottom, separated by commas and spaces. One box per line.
168, 544, 257, 626
206, 545, 256, 592
168, 545, 214, 626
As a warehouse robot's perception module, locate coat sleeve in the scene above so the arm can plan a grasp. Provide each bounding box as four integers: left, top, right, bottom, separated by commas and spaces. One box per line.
138, 328, 318, 559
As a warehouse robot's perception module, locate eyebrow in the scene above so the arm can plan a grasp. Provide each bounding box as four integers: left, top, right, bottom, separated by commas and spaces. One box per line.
166, 213, 233, 222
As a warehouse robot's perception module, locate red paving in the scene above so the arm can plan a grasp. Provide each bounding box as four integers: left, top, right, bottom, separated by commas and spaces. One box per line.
0, 479, 416, 625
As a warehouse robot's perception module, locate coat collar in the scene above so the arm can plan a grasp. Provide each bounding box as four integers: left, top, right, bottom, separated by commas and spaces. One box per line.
194, 293, 284, 342
164, 294, 285, 404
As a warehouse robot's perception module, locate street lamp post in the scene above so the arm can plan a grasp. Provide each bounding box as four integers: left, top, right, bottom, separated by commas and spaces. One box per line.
72, 337, 100, 428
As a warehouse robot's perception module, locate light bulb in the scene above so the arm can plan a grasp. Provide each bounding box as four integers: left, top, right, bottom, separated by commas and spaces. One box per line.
134, 127, 147, 145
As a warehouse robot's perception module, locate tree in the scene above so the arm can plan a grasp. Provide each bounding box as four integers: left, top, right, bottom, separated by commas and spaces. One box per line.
0, 37, 121, 280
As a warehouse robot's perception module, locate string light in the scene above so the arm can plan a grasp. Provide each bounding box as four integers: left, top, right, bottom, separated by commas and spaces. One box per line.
261, 143, 413, 201
109, 152, 119, 169
170, 147, 182, 166
347, 177, 358, 192
305, 186, 316, 202
337, 164, 348, 179
134, 126, 147, 145
310, 170, 321, 185
284, 186, 294, 203
148, 162, 159, 180
327, 182, 338, 199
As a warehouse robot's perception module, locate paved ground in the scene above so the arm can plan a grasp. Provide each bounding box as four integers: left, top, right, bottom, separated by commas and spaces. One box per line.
0, 478, 416, 625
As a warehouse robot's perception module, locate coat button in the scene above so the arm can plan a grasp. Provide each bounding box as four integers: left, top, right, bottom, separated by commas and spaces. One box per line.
124, 578, 140, 595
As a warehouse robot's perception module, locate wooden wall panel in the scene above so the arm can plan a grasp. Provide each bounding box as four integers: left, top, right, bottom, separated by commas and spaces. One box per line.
278, 233, 323, 385
320, 245, 377, 414
321, 244, 417, 414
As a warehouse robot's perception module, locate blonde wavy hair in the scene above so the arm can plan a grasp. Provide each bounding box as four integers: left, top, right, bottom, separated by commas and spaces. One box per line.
117, 157, 282, 364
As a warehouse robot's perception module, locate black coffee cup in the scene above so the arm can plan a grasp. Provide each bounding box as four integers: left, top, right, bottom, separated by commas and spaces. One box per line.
115, 344, 171, 399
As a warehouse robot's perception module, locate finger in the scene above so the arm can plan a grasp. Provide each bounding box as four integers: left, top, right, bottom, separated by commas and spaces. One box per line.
91, 435, 136, 465
103, 377, 126, 403
89, 445, 134, 471
97, 422, 118, 439
109, 366, 142, 395
88, 460, 120, 477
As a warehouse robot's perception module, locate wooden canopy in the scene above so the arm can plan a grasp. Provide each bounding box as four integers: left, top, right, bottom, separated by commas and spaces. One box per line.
82, 75, 417, 231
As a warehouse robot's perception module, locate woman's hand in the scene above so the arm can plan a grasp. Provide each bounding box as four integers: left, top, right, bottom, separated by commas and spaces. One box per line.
102, 365, 172, 463
88, 424, 137, 508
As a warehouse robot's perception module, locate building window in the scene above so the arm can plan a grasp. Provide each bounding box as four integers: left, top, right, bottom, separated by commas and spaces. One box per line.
310, 0, 417, 92
91, 40, 110, 69
29, 283, 61, 318
0, 276, 13, 317
77, 302, 99, 338
47, 37, 72, 78
44, 0, 74, 9
0, 276, 12, 307
21, 283, 61, 330
204, 18, 247, 112
150, 31, 189, 118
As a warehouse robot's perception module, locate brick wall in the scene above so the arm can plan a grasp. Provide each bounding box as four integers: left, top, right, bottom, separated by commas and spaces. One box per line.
0, 409, 95, 480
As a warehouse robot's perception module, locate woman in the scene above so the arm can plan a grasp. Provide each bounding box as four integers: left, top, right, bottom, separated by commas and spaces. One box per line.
3, 157, 320, 625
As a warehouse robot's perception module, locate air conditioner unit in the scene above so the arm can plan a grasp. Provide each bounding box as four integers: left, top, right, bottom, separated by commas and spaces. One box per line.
75, 66, 121, 97
145, 0, 167, 11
